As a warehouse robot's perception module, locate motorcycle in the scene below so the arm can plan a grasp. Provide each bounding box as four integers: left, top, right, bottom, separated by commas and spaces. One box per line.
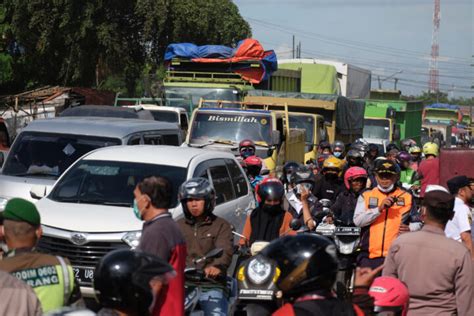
233, 221, 301, 316
184, 248, 237, 316
314, 199, 361, 298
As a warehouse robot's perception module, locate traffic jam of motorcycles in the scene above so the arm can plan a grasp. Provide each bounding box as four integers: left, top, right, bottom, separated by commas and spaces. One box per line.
0, 2, 473, 315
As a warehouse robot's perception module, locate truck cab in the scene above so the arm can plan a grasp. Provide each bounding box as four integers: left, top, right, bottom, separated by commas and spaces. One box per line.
184, 100, 306, 171
276, 111, 326, 162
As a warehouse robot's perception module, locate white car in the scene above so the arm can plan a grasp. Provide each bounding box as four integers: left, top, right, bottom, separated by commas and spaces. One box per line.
33, 145, 254, 296
0, 117, 182, 209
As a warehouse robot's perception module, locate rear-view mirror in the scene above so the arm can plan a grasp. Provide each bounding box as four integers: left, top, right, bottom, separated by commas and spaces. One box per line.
30, 185, 48, 200
290, 218, 302, 231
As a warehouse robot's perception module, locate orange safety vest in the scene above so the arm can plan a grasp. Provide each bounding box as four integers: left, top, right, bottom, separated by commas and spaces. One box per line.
361, 187, 412, 259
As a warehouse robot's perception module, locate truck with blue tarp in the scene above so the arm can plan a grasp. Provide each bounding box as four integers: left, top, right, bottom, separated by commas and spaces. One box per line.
162, 39, 300, 115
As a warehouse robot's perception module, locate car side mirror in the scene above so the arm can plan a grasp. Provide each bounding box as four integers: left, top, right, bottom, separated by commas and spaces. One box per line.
30, 185, 48, 200
0, 152, 4, 168
271, 130, 281, 146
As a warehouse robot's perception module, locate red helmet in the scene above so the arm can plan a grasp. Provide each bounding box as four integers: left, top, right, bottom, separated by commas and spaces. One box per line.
244, 155, 262, 167
369, 276, 409, 316
344, 166, 368, 190
244, 155, 263, 177
239, 139, 256, 158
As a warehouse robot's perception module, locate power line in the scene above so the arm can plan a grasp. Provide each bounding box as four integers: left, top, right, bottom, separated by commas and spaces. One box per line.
247, 17, 472, 66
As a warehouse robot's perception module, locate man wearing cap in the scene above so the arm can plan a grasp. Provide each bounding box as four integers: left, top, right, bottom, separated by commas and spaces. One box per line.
445, 175, 474, 260
0, 198, 83, 313
383, 187, 473, 315
354, 160, 413, 269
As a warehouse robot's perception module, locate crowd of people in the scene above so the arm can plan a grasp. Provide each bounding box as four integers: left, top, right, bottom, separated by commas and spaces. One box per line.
0, 137, 472, 315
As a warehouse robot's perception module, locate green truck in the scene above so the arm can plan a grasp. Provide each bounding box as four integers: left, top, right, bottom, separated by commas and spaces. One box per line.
362, 99, 423, 151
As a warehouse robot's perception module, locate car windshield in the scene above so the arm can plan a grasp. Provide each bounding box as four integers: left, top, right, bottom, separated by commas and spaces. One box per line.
2, 132, 121, 178
289, 115, 314, 144
189, 111, 272, 145
363, 119, 390, 140
50, 160, 187, 208
150, 110, 179, 123
164, 87, 240, 111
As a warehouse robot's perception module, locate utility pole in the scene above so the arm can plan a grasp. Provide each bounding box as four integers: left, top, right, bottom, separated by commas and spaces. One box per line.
292, 35, 295, 59
428, 0, 440, 94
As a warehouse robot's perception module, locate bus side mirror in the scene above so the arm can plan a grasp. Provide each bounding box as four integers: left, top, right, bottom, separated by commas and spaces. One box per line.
271, 130, 281, 146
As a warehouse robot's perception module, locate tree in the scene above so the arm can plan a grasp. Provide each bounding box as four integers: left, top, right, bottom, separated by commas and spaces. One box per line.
0, 0, 251, 95
136, 0, 252, 70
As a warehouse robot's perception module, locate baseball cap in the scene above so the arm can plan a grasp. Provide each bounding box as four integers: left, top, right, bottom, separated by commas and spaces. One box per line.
447, 175, 474, 195
0, 198, 41, 226
423, 189, 455, 210
374, 160, 398, 175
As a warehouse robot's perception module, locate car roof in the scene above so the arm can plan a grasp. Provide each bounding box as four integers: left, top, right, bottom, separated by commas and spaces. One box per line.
60, 105, 155, 120
22, 117, 179, 139
126, 105, 187, 113
81, 145, 236, 167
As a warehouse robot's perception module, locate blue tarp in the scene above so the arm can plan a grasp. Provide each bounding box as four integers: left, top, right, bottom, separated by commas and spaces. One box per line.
426, 103, 461, 110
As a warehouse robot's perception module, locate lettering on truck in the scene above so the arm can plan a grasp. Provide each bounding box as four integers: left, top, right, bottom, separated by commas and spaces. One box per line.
208, 115, 259, 123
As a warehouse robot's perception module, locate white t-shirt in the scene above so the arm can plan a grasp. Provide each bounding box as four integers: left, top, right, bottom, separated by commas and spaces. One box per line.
445, 197, 472, 241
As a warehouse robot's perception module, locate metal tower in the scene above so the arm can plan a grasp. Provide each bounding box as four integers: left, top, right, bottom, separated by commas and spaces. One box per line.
429, 0, 440, 93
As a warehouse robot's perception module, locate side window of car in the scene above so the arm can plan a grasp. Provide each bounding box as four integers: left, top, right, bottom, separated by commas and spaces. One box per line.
127, 135, 141, 145
193, 161, 211, 180
225, 159, 248, 198
161, 133, 180, 146
209, 163, 235, 205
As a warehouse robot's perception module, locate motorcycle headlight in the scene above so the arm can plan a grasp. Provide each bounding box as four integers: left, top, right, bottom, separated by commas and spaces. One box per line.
247, 256, 272, 285
0, 197, 9, 212
122, 231, 142, 249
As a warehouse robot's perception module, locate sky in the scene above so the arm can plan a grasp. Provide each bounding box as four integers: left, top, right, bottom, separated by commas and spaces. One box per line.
234, 0, 473, 98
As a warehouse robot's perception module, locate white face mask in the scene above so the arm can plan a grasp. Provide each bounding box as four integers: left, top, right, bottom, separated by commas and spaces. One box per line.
378, 184, 394, 193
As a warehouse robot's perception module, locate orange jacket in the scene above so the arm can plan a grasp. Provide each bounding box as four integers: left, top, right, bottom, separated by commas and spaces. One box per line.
361, 187, 412, 259
239, 211, 295, 246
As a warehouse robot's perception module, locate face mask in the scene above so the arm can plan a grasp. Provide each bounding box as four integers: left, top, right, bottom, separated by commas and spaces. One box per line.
325, 172, 338, 181
377, 184, 394, 193
133, 199, 143, 220
262, 204, 282, 215
333, 152, 342, 158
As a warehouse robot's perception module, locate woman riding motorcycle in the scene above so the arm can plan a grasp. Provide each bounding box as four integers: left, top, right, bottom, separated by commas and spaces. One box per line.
240, 179, 295, 247
331, 167, 368, 226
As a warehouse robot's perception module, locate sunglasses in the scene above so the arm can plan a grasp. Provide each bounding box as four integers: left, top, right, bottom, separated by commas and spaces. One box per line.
240, 147, 255, 153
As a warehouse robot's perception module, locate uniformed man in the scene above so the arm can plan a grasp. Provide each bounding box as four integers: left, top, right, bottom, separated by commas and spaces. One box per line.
0, 198, 83, 313
353, 160, 413, 269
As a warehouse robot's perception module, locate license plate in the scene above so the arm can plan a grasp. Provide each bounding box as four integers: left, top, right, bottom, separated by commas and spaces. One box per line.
238, 289, 274, 300
72, 266, 95, 285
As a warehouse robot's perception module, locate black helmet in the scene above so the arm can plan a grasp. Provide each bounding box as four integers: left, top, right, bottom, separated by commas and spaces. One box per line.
94, 249, 174, 315
282, 161, 300, 184
386, 143, 399, 152
368, 143, 379, 154
260, 234, 338, 298
346, 149, 364, 167
290, 166, 316, 186
179, 177, 216, 221
257, 179, 285, 202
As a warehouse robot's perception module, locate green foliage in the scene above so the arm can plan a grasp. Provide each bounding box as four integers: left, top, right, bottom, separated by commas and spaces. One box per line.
403, 91, 474, 106
0, 0, 251, 95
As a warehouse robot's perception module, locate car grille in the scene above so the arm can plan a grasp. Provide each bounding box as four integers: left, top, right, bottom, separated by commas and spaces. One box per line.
37, 236, 129, 268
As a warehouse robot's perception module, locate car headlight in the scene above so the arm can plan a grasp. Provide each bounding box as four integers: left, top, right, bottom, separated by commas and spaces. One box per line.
247, 256, 272, 285
0, 197, 9, 212
122, 231, 142, 249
